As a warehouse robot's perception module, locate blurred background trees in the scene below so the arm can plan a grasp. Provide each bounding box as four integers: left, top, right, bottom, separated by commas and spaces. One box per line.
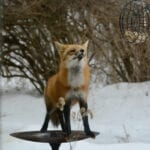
1, 0, 150, 94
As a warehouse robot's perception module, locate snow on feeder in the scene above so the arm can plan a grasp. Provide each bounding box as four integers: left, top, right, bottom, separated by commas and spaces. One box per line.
119, 0, 150, 44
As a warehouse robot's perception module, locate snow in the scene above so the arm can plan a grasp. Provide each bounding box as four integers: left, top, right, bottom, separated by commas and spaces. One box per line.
88, 82, 150, 144
1, 81, 150, 150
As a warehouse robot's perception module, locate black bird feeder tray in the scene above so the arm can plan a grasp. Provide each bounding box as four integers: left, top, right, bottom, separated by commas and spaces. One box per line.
10, 130, 99, 150
119, 0, 150, 44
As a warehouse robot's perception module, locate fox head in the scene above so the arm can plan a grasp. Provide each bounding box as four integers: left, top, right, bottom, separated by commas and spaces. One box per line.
55, 41, 89, 69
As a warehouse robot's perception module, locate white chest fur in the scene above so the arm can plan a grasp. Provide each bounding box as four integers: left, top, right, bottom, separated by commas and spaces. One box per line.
68, 66, 84, 88
66, 57, 85, 88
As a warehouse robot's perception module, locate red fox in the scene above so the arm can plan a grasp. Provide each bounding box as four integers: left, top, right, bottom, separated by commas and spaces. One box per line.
41, 41, 95, 138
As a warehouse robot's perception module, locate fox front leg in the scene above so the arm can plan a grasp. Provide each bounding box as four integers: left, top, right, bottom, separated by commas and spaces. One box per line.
40, 112, 49, 132
63, 100, 71, 135
79, 100, 95, 138
56, 97, 66, 131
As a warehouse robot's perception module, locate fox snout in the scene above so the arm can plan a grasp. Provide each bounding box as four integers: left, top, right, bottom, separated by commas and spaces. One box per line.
74, 49, 85, 60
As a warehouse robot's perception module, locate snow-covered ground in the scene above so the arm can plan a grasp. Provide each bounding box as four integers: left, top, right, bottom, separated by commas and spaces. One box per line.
1, 80, 150, 150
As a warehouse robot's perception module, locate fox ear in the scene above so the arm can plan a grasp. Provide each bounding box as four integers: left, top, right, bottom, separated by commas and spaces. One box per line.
54, 41, 64, 53
82, 40, 89, 48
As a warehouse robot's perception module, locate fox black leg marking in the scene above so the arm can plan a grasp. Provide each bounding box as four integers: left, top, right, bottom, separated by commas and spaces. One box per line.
79, 100, 95, 138
40, 112, 49, 132
58, 110, 66, 131
63, 100, 71, 135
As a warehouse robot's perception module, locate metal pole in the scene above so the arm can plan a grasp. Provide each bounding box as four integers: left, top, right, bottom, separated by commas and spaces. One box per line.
50, 143, 61, 150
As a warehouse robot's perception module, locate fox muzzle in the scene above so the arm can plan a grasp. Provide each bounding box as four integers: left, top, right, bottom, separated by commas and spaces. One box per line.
74, 49, 85, 60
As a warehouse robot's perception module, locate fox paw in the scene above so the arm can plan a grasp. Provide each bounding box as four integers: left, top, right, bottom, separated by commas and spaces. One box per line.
80, 107, 93, 119
56, 97, 65, 111
85, 131, 96, 138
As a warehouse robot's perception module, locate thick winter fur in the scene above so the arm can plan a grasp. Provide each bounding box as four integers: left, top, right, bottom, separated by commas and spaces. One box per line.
41, 41, 95, 138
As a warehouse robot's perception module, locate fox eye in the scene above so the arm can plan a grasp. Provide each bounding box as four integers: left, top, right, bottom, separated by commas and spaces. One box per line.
68, 49, 76, 54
